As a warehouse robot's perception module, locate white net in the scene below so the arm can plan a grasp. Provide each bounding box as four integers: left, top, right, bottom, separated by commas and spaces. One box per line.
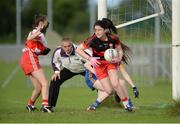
106, 0, 172, 84
107, 0, 171, 43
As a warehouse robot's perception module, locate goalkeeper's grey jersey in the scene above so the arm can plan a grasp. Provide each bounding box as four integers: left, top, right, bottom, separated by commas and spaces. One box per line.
51, 44, 86, 73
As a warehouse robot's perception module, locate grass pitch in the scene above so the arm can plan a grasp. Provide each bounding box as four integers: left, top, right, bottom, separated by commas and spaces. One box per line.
0, 61, 179, 123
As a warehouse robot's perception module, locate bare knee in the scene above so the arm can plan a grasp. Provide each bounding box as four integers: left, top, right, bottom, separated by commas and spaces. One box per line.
119, 79, 125, 86
34, 84, 41, 93
112, 81, 119, 90
40, 80, 49, 88
105, 88, 113, 95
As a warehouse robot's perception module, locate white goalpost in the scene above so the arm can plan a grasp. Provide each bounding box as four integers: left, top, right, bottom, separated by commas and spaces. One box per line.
115, 0, 164, 28
98, 0, 180, 101
98, 0, 107, 19
172, 0, 180, 100
98, 0, 165, 28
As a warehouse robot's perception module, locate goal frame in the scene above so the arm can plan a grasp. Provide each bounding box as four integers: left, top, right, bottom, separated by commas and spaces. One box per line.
98, 0, 164, 29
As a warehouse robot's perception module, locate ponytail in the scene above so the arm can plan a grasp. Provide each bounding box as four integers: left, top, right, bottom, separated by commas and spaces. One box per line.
102, 18, 117, 34
121, 42, 132, 65
94, 18, 117, 34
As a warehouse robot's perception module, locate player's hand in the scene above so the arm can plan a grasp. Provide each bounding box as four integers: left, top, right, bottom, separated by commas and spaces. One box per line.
37, 21, 44, 32
88, 72, 93, 79
40, 22, 49, 33
42, 47, 51, 55
133, 86, 139, 98
88, 57, 101, 67
51, 73, 60, 81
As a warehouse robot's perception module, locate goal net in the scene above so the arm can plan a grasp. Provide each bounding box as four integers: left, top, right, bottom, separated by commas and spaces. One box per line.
105, 0, 172, 84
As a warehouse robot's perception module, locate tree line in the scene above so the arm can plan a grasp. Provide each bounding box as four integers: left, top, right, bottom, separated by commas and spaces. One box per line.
0, 0, 89, 43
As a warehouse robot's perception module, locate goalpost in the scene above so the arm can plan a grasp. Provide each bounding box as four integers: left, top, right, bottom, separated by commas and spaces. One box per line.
98, 0, 180, 100
172, 0, 180, 100
98, 0, 165, 27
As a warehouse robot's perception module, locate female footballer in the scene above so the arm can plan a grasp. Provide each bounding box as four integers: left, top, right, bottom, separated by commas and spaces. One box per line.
20, 14, 52, 113
76, 18, 134, 111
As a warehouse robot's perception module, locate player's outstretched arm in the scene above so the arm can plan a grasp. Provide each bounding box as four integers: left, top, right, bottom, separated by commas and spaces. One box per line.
120, 64, 139, 98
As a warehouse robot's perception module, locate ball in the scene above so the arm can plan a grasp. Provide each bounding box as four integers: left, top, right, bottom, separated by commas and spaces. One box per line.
104, 48, 118, 62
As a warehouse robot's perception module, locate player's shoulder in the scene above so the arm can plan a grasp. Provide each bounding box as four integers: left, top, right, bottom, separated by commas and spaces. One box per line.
84, 34, 97, 43
72, 43, 78, 49
53, 47, 61, 54
107, 33, 119, 40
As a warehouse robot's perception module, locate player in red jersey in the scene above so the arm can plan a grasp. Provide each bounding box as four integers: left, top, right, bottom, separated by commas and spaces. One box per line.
76, 18, 134, 112
20, 14, 52, 113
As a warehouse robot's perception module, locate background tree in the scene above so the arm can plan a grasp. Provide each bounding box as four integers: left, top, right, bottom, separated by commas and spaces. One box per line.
0, 0, 16, 37
0, 0, 89, 43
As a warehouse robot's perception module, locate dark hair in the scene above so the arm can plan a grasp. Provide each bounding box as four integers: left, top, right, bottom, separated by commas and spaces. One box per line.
33, 14, 47, 28
121, 42, 132, 65
94, 18, 117, 34
33, 14, 49, 34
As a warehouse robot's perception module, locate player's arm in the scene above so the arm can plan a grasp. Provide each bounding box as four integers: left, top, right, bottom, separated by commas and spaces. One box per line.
84, 61, 95, 74
27, 21, 44, 41
27, 30, 41, 41
120, 64, 135, 87
51, 49, 61, 81
76, 44, 90, 60
76, 44, 100, 67
120, 64, 139, 98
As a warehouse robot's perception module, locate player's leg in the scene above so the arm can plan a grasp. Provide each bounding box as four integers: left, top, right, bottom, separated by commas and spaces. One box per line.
93, 79, 105, 91
113, 79, 127, 103
119, 79, 134, 107
48, 68, 75, 108
85, 70, 110, 111
26, 75, 41, 111
90, 65, 116, 110
87, 80, 110, 111
31, 69, 53, 113
93, 80, 109, 102
98, 77, 113, 95
108, 69, 133, 112
48, 79, 60, 107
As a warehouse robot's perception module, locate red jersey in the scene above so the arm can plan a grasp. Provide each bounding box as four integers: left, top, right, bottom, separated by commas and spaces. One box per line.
20, 28, 48, 75
82, 33, 121, 58
25, 28, 48, 55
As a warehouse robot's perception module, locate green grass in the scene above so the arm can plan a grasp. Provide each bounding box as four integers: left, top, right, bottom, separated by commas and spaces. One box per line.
0, 61, 180, 123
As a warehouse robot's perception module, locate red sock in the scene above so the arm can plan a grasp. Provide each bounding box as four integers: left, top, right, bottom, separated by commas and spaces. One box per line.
42, 99, 48, 106
28, 99, 35, 106
121, 97, 129, 108
121, 97, 128, 102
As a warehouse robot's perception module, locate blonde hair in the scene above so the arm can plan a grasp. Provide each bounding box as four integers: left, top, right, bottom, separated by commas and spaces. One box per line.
60, 37, 73, 46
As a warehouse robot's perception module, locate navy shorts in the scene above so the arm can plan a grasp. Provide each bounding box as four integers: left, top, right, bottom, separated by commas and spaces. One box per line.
85, 70, 97, 91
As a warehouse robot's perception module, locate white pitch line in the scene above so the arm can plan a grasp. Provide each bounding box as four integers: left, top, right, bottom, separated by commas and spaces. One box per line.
1, 65, 20, 88
4, 100, 25, 105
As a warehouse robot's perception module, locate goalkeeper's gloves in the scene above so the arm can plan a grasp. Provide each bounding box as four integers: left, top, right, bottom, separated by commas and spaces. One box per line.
42, 47, 51, 55
133, 86, 139, 98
